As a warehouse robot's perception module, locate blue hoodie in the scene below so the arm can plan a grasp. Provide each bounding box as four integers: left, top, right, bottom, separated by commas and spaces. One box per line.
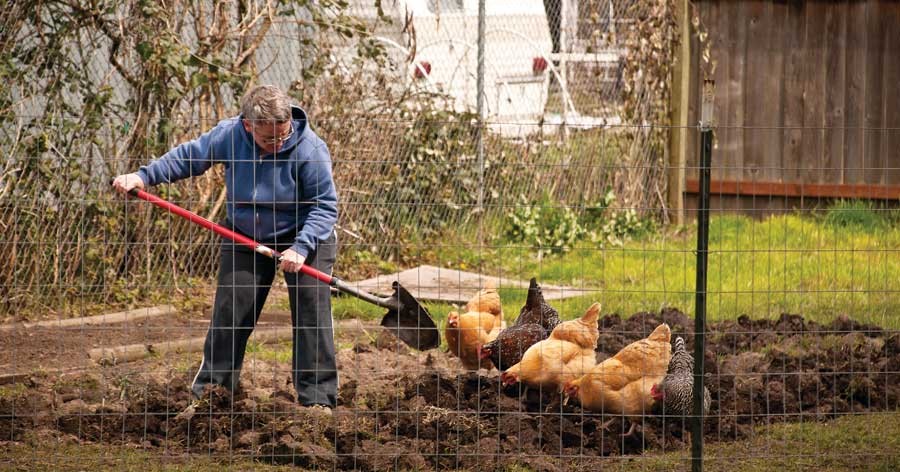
136, 106, 338, 258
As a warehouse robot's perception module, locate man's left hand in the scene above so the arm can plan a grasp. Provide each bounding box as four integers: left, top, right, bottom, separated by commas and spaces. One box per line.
279, 249, 306, 273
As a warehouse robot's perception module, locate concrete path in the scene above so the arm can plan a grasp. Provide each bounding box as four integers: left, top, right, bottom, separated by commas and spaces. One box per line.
346, 265, 591, 304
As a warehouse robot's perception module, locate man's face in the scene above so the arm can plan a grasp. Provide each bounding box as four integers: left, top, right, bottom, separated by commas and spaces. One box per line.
243, 119, 293, 154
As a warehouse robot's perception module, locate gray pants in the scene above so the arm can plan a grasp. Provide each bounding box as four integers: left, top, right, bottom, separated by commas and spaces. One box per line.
191, 231, 338, 407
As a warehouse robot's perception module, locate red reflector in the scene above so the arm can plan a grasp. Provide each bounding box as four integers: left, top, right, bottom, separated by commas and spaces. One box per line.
414, 61, 432, 79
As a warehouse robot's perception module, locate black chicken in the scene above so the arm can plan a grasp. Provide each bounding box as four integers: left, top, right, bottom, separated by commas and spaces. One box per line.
651, 336, 712, 417
479, 278, 560, 371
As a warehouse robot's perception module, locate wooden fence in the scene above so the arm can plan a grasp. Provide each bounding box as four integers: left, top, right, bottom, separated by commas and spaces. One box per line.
669, 0, 900, 217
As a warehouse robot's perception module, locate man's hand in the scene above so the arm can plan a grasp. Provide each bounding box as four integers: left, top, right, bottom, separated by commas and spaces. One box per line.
279, 248, 306, 273
112, 173, 145, 194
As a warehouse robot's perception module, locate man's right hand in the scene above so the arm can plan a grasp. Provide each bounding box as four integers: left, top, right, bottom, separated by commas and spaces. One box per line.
111, 173, 145, 194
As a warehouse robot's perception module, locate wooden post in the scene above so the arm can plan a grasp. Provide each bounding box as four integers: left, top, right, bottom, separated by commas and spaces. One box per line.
668, 0, 692, 224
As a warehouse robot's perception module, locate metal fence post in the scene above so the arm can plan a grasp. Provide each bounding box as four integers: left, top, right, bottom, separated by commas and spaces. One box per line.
476, 0, 486, 216
692, 78, 714, 472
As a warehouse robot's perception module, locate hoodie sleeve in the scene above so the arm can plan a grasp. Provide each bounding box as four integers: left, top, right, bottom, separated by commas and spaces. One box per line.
136, 125, 222, 186
290, 140, 339, 258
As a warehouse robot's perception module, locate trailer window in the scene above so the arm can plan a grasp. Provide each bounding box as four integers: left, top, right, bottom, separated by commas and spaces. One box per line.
427, 0, 464, 14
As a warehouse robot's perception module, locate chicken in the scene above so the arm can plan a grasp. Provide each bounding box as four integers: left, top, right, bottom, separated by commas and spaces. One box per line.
444, 288, 505, 370
499, 302, 601, 391
513, 277, 560, 332
479, 322, 546, 372
464, 287, 503, 318
479, 278, 560, 371
650, 336, 712, 417
563, 323, 672, 437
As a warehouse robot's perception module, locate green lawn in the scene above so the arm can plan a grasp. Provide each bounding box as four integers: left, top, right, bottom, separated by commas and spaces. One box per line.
333, 211, 900, 330
0, 440, 288, 471
545, 411, 900, 472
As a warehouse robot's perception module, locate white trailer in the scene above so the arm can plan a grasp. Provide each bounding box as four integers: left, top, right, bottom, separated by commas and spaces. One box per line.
348, 0, 555, 136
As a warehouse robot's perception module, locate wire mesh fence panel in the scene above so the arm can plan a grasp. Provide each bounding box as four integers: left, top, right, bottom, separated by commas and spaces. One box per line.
1, 0, 899, 471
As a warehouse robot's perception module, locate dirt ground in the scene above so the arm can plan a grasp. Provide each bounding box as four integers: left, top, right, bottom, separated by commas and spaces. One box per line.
0, 306, 294, 374
1, 308, 898, 471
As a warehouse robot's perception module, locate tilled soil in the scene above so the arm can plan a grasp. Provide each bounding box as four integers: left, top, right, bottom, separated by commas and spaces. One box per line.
1, 310, 898, 471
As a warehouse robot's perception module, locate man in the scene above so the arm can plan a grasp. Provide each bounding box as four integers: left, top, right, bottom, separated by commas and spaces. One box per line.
112, 85, 339, 414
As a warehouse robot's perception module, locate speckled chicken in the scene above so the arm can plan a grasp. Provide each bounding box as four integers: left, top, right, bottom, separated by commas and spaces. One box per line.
479, 278, 560, 371
513, 277, 560, 332
479, 323, 546, 372
651, 336, 712, 417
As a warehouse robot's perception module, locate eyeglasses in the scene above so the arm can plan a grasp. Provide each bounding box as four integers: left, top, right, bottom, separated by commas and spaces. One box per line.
251, 121, 294, 146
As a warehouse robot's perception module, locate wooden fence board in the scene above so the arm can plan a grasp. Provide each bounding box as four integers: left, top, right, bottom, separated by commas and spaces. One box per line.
709, 0, 730, 181
685, 178, 900, 200
764, 0, 786, 182
884, 4, 900, 185
844, 0, 868, 184
823, 2, 847, 184
802, 2, 827, 184
781, 0, 807, 183
744, 1, 769, 182
863, 1, 885, 185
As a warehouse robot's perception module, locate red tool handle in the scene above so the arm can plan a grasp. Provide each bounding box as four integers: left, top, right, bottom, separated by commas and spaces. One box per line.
122, 187, 334, 285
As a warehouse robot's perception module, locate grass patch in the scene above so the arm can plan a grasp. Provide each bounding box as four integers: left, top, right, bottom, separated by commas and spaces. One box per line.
426, 212, 900, 329
659, 412, 900, 471
0, 440, 289, 471
822, 199, 896, 230
0, 383, 27, 400
245, 339, 292, 364
331, 296, 389, 321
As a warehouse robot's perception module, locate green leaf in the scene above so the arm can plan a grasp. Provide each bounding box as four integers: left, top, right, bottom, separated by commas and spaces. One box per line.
136, 41, 153, 61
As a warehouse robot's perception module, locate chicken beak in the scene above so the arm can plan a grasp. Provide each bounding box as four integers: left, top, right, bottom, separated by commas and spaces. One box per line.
562, 383, 576, 404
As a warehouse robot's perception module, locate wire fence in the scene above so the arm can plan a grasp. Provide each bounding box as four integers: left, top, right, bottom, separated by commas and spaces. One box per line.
0, 0, 668, 319
1, 0, 899, 470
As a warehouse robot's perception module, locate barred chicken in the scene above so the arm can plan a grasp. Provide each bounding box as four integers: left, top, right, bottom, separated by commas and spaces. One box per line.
651, 336, 712, 417
479, 278, 560, 371
445, 288, 505, 370
563, 323, 672, 437
499, 302, 601, 391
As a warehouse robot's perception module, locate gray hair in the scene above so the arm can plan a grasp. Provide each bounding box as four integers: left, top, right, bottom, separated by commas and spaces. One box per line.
240, 85, 292, 123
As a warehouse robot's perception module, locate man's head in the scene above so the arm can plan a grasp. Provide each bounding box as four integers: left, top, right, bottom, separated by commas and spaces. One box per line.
241, 85, 294, 154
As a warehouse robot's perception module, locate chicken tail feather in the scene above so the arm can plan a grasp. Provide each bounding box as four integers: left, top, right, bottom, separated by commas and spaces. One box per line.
673, 336, 686, 353
648, 323, 671, 343
579, 302, 602, 326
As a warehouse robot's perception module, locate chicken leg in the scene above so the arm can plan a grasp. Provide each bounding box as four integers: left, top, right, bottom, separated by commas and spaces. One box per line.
598, 417, 639, 438
598, 417, 616, 431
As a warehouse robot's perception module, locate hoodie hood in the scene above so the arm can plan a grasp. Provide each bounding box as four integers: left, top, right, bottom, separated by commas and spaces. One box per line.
241, 105, 310, 158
